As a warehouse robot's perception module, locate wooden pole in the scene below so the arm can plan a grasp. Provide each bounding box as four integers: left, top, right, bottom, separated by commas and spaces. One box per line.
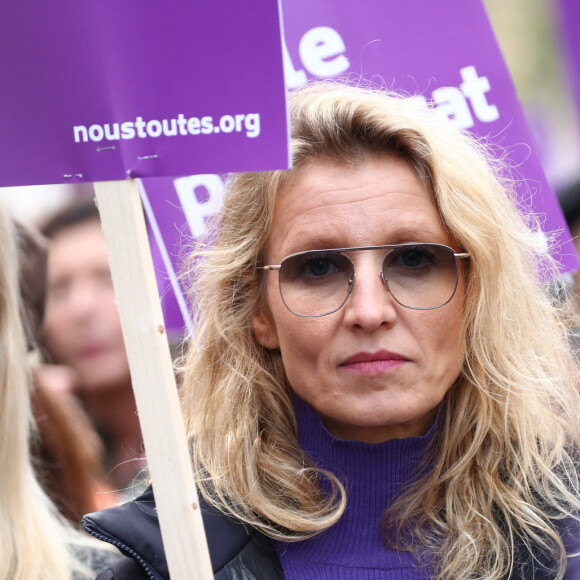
94, 180, 213, 580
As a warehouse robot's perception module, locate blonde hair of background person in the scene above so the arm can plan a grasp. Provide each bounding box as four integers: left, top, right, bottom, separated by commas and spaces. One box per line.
0, 206, 118, 580
181, 82, 580, 579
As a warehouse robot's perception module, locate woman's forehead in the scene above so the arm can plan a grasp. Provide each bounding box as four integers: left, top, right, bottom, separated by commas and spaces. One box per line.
266, 155, 449, 257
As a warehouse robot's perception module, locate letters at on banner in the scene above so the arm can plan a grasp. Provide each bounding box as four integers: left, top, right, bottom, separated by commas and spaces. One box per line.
0, 1, 289, 578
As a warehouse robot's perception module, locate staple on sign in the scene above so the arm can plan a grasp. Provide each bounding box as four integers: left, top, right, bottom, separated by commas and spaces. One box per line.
97, 145, 116, 152
137, 154, 159, 161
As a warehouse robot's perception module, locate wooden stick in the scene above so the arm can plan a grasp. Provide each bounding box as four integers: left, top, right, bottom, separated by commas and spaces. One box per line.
94, 180, 213, 580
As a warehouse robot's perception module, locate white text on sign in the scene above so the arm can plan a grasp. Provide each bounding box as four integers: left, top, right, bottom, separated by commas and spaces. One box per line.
284, 26, 499, 129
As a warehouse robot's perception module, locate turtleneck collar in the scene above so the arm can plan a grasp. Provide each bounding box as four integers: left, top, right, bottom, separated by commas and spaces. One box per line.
273, 396, 437, 579
294, 394, 437, 467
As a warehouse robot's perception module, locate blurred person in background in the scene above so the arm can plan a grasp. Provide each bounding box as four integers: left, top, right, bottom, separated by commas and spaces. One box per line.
31, 381, 119, 519
0, 203, 120, 579
39, 200, 146, 496
15, 218, 118, 522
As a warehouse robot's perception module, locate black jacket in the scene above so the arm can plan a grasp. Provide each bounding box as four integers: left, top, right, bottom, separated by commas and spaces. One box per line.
82, 486, 284, 579
84, 486, 580, 579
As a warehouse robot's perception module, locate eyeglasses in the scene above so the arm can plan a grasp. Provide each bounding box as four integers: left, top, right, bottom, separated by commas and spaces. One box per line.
260, 243, 470, 317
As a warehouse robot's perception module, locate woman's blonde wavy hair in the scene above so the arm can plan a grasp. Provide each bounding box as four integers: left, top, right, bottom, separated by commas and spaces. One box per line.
181, 81, 580, 579
0, 206, 108, 580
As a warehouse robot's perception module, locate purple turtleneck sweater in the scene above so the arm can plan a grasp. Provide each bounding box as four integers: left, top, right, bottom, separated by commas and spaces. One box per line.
274, 397, 435, 579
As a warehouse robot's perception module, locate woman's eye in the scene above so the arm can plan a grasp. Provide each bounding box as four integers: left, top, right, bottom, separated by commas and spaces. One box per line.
392, 247, 433, 268
283, 253, 349, 283
302, 257, 338, 277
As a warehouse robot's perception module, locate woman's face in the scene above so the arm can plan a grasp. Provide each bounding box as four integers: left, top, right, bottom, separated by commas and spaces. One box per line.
253, 154, 466, 443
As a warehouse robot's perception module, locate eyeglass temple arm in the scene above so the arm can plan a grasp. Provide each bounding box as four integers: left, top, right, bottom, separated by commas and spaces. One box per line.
455, 252, 471, 259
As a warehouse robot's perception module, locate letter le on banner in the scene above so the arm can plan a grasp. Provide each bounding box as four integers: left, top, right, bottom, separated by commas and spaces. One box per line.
0, 2, 290, 578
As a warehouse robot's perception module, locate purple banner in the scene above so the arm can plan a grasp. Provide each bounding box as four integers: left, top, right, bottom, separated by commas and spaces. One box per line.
142, 0, 578, 336
557, 0, 580, 128
0, 1, 289, 186
139, 175, 227, 335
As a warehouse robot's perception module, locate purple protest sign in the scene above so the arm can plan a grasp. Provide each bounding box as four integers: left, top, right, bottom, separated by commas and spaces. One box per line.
142, 0, 578, 336
556, 0, 580, 128
139, 175, 220, 335
0, 1, 289, 186
281, 0, 571, 257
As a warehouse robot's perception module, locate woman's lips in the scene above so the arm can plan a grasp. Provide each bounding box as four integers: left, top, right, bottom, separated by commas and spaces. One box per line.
340, 350, 409, 374
79, 344, 107, 358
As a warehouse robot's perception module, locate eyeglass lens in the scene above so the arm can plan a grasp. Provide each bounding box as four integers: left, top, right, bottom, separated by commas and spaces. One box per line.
278, 244, 459, 316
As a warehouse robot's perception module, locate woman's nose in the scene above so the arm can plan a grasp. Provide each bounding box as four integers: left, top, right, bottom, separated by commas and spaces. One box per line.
67, 281, 101, 321
342, 261, 398, 331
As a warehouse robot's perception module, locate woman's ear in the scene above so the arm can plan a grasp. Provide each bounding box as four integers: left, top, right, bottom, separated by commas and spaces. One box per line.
252, 308, 280, 349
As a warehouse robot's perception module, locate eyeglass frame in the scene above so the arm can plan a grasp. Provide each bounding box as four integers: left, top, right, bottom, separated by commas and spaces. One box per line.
259, 242, 471, 318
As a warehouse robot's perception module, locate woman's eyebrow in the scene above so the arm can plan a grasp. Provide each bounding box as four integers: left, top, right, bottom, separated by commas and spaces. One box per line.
283, 235, 344, 254
386, 227, 449, 243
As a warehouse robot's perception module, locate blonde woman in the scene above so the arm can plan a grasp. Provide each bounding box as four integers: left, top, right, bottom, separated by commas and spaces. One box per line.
0, 205, 119, 580
86, 82, 580, 579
